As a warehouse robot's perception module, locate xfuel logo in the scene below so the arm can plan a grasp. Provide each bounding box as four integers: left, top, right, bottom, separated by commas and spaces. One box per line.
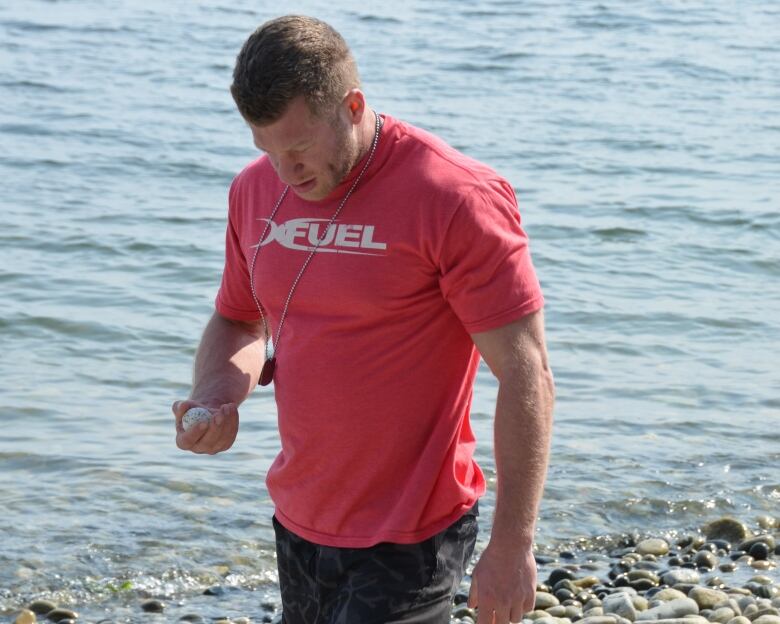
254, 218, 388, 256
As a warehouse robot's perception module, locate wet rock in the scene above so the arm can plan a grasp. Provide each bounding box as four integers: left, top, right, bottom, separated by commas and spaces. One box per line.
693, 550, 718, 569
547, 606, 568, 617
757, 516, 778, 531
556, 588, 576, 602
690, 587, 729, 610
704, 519, 751, 544
575, 577, 601, 589
204, 585, 226, 596
712, 607, 736, 623
140, 600, 165, 613
233, 619, 252, 624
720, 561, 738, 573
178, 615, 205, 623
707, 576, 726, 589
756, 586, 780, 599
636, 598, 699, 620
549, 569, 578, 586
454, 591, 470, 605
536, 555, 559, 565
579, 617, 618, 624
15, 610, 36, 624
45, 610, 78, 623
604, 593, 638, 622
536, 593, 561, 610
27, 603, 57, 617
565, 605, 584, 620
637, 540, 670, 557
654, 590, 688, 602
750, 560, 774, 571
453, 605, 477, 620
740, 535, 776, 551
749, 543, 771, 561
661, 569, 700, 586
630, 579, 658, 592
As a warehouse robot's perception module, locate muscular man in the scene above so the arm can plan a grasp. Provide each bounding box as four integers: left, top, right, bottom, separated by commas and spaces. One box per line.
173, 15, 554, 624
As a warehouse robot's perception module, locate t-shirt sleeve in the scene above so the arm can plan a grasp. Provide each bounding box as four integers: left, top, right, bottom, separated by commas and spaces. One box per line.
215, 178, 262, 322
438, 179, 544, 334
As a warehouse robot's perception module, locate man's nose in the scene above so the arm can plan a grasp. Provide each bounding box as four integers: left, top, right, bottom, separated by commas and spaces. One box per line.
275, 155, 305, 184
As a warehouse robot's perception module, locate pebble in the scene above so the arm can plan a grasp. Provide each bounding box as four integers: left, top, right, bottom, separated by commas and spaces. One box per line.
636, 598, 699, 620
27, 602, 57, 616
712, 607, 736, 623
693, 550, 718, 569
536, 592, 561, 610
579, 617, 618, 624
751, 560, 775, 571
15, 610, 36, 624
140, 599, 165, 613
740, 536, 777, 552
604, 592, 638, 621
690, 587, 729, 609
727, 618, 752, 624
637, 540, 670, 557
752, 617, 780, 624
654, 590, 688, 602
661, 569, 701, 586
704, 518, 751, 543
751, 544, 772, 561
45, 609, 78, 622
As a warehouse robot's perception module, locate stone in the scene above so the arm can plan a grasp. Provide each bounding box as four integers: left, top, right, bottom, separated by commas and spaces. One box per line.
655, 590, 689, 603
204, 585, 226, 596
584, 608, 605, 618
636, 599, 699, 621
662, 570, 700, 586
452, 605, 477, 619
550, 570, 578, 586
528, 611, 551, 620
45, 610, 78, 623
631, 579, 659, 592
638, 540, 670, 557
757, 517, 777, 531
704, 519, 751, 543
27, 603, 57, 617
752, 617, 780, 624
565, 605, 584, 620
690, 588, 729, 610
537, 593, 561, 610
575, 577, 602, 589
743, 604, 759, 618
604, 593, 638, 622
140, 600, 164, 613
547, 606, 568, 617
749, 543, 771, 561
233, 619, 251, 624
579, 617, 617, 624
740, 536, 776, 551
693, 551, 718, 569
633, 596, 649, 612
721, 562, 738, 573
712, 608, 736, 623
182, 407, 212, 431
178, 615, 205, 623
627, 571, 660, 583
15, 610, 36, 624
727, 618, 752, 624
750, 560, 774, 571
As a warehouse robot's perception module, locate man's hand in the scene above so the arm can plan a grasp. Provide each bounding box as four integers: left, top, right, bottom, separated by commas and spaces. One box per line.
467, 541, 537, 624
172, 399, 239, 454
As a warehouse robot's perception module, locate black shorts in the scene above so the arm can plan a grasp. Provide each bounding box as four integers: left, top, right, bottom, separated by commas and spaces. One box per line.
273, 502, 479, 624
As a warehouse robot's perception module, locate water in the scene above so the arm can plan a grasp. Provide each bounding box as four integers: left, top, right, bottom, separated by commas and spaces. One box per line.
1, 0, 779, 619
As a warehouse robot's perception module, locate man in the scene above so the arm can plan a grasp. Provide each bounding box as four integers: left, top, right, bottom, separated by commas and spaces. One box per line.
173, 15, 554, 624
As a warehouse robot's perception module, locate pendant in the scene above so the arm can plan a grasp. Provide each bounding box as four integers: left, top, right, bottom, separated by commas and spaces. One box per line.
259, 357, 276, 386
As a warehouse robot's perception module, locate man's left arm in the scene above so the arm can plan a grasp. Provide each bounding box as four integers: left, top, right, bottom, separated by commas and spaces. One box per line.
467, 308, 555, 624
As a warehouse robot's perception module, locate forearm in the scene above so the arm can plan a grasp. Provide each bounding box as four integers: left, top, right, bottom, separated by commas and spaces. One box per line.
190, 311, 265, 406
491, 360, 555, 551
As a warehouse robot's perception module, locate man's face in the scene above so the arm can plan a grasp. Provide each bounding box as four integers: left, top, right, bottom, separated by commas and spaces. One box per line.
249, 96, 359, 201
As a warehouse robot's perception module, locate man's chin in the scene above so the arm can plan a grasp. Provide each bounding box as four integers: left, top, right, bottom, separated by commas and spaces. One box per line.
290, 179, 332, 201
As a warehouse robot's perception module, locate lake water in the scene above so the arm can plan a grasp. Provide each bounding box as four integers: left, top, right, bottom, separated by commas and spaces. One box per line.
1, 0, 778, 621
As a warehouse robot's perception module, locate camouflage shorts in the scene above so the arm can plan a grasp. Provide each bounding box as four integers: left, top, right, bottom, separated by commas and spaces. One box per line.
273, 502, 479, 624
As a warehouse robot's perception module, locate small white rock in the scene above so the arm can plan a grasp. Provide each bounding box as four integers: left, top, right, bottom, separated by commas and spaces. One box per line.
182, 407, 212, 431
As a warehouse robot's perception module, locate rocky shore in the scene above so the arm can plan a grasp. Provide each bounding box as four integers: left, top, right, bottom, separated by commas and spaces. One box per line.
9, 516, 779, 624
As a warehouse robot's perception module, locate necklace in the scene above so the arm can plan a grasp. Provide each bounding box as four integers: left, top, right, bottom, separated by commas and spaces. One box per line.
248, 111, 383, 386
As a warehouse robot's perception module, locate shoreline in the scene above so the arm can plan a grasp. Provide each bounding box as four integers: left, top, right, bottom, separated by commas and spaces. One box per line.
6, 515, 778, 624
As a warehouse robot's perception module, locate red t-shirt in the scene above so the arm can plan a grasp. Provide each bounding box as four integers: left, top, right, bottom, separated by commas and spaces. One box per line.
216, 114, 544, 547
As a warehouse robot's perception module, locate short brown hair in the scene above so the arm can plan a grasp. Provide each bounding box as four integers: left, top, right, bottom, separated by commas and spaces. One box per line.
230, 15, 360, 125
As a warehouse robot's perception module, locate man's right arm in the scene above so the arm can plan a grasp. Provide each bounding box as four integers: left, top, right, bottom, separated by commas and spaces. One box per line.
172, 311, 265, 454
